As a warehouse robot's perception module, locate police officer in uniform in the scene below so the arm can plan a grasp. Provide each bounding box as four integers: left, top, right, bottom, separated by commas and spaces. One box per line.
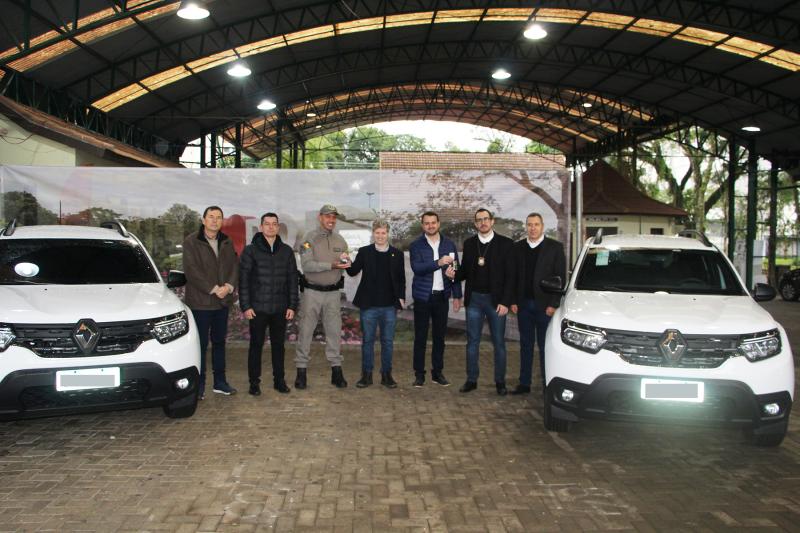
295, 204, 350, 389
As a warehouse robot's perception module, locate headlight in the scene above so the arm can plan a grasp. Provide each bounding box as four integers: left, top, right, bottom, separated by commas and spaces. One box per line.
0, 325, 15, 352
738, 329, 781, 361
151, 311, 189, 344
561, 319, 607, 353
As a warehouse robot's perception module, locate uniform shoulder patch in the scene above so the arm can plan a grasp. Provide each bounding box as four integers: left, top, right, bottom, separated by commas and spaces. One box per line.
300, 241, 312, 253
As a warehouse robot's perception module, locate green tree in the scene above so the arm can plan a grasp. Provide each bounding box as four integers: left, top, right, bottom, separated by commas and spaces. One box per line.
525, 140, 561, 155
1, 191, 59, 226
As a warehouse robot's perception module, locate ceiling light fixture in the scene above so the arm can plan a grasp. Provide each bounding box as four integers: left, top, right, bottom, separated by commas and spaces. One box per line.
741, 125, 761, 132
523, 23, 547, 40
177, 1, 209, 20
492, 68, 511, 80
315, 125, 322, 129
582, 102, 593, 108
257, 99, 276, 111
227, 62, 251, 77
306, 112, 317, 117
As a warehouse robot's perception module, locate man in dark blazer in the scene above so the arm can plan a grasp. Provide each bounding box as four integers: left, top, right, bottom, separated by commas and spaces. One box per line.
509, 212, 566, 395
346, 220, 406, 388
447, 208, 515, 395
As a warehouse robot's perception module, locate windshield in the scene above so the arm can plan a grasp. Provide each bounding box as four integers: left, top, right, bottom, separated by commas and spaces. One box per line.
575, 247, 746, 295
0, 238, 159, 285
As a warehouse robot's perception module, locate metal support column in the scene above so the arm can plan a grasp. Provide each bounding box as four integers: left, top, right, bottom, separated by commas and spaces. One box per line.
301, 142, 306, 169
632, 143, 638, 183
276, 121, 283, 169
234, 123, 242, 168
745, 139, 757, 290
768, 164, 779, 286
292, 141, 299, 169
727, 138, 737, 260
200, 135, 206, 168
574, 164, 583, 267
210, 132, 217, 168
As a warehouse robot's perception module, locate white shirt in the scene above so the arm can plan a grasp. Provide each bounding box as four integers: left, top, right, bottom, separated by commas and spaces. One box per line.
527, 235, 544, 249
425, 234, 444, 291
478, 231, 494, 244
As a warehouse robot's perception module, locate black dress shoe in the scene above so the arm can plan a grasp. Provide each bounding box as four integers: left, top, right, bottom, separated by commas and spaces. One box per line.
413, 375, 425, 387
510, 384, 531, 395
431, 372, 450, 386
356, 371, 373, 388
496, 382, 508, 396
331, 366, 348, 388
248, 383, 261, 396
381, 372, 398, 388
459, 381, 477, 393
273, 381, 290, 394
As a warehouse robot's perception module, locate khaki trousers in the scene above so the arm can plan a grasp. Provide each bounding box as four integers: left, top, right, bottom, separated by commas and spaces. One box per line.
295, 289, 343, 367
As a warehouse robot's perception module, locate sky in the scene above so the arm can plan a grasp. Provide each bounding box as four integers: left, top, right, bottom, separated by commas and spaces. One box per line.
369, 120, 531, 152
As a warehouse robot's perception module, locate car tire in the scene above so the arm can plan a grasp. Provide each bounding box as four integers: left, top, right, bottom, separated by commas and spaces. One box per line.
745, 421, 788, 447
543, 387, 570, 433
163, 391, 198, 418
779, 282, 799, 301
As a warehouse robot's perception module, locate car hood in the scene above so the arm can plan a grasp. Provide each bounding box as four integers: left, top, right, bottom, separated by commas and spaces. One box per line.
1, 283, 185, 324
561, 290, 778, 334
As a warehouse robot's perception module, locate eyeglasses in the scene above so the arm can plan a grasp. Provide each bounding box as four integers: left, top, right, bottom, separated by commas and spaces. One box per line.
475, 217, 491, 223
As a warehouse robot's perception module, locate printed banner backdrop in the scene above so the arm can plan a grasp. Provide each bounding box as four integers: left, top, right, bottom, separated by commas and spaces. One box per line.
1, 165, 570, 342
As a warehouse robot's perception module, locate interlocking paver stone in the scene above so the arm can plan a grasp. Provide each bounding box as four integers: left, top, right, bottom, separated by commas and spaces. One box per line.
0, 300, 799, 531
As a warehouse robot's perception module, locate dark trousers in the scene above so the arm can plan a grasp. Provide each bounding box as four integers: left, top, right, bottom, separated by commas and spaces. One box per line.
192, 307, 229, 385
517, 298, 551, 387
247, 311, 288, 385
413, 292, 449, 377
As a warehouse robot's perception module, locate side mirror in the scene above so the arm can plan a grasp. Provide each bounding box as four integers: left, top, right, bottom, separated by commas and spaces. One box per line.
167, 270, 187, 288
751, 282, 776, 302
540, 275, 565, 295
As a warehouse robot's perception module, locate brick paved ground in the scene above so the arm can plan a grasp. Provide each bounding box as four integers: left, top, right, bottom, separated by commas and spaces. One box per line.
1, 300, 799, 532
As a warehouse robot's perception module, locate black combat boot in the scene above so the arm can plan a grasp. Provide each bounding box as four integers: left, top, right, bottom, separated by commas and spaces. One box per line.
356, 371, 372, 388
274, 379, 290, 394
331, 366, 348, 388
294, 368, 307, 390
381, 372, 398, 389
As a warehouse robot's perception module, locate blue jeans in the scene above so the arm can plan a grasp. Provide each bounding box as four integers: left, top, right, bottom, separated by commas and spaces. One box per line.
465, 292, 507, 383
360, 306, 397, 373
517, 298, 551, 387
191, 307, 229, 386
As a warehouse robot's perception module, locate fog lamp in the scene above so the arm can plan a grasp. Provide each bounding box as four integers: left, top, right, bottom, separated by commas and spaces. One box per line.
762, 403, 781, 416
175, 378, 190, 390
561, 389, 575, 402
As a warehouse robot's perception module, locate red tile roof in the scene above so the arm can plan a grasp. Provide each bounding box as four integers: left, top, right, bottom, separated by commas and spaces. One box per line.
379, 151, 565, 170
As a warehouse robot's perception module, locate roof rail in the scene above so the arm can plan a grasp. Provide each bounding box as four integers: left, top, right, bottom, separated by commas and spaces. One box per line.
100, 219, 130, 237
593, 227, 603, 245
0, 218, 17, 237
677, 229, 712, 247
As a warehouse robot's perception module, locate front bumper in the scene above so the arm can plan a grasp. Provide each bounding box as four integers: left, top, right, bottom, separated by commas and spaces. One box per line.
548, 374, 792, 433
0, 363, 199, 421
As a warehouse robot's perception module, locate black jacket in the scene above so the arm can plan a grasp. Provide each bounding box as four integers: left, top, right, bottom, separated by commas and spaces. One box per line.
511, 237, 567, 309
455, 232, 515, 307
346, 244, 406, 309
239, 233, 299, 314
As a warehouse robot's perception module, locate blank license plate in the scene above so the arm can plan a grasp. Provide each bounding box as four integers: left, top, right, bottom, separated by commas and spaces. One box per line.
56, 367, 120, 391
641, 379, 704, 403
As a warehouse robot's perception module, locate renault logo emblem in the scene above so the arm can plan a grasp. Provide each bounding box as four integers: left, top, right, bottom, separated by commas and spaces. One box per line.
658, 329, 687, 364
72, 319, 101, 355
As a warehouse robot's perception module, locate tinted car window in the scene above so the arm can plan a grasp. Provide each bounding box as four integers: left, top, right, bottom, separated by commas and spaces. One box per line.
0, 239, 159, 284
576, 247, 746, 295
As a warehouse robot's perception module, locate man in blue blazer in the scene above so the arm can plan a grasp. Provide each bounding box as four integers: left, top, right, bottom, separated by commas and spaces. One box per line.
408, 211, 463, 387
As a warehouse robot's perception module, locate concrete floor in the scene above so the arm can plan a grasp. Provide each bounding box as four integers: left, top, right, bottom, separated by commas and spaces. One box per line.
0, 299, 799, 532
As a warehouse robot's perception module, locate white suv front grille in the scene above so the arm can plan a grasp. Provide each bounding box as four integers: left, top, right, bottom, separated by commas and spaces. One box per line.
12, 320, 153, 357
605, 329, 740, 368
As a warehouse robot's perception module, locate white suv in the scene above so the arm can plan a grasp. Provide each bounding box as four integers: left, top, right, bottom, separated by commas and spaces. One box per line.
542, 232, 794, 446
0, 221, 200, 419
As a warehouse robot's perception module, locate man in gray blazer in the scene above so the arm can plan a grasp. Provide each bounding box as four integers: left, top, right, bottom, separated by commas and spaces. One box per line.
510, 212, 566, 395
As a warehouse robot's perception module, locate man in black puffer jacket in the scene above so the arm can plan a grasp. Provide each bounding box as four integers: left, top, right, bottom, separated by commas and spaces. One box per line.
239, 213, 299, 396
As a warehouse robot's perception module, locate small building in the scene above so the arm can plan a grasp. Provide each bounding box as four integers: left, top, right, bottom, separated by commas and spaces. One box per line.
572, 160, 688, 257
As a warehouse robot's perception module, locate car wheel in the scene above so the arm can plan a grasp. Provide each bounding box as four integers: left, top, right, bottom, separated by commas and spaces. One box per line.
543, 387, 570, 433
779, 282, 799, 301
745, 421, 787, 447
163, 390, 198, 418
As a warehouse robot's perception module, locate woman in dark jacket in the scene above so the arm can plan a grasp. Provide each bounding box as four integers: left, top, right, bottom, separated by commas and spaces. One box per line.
346, 220, 406, 388
239, 213, 299, 395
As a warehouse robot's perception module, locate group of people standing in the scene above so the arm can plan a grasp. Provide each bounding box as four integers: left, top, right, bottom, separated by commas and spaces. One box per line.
182, 204, 565, 400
